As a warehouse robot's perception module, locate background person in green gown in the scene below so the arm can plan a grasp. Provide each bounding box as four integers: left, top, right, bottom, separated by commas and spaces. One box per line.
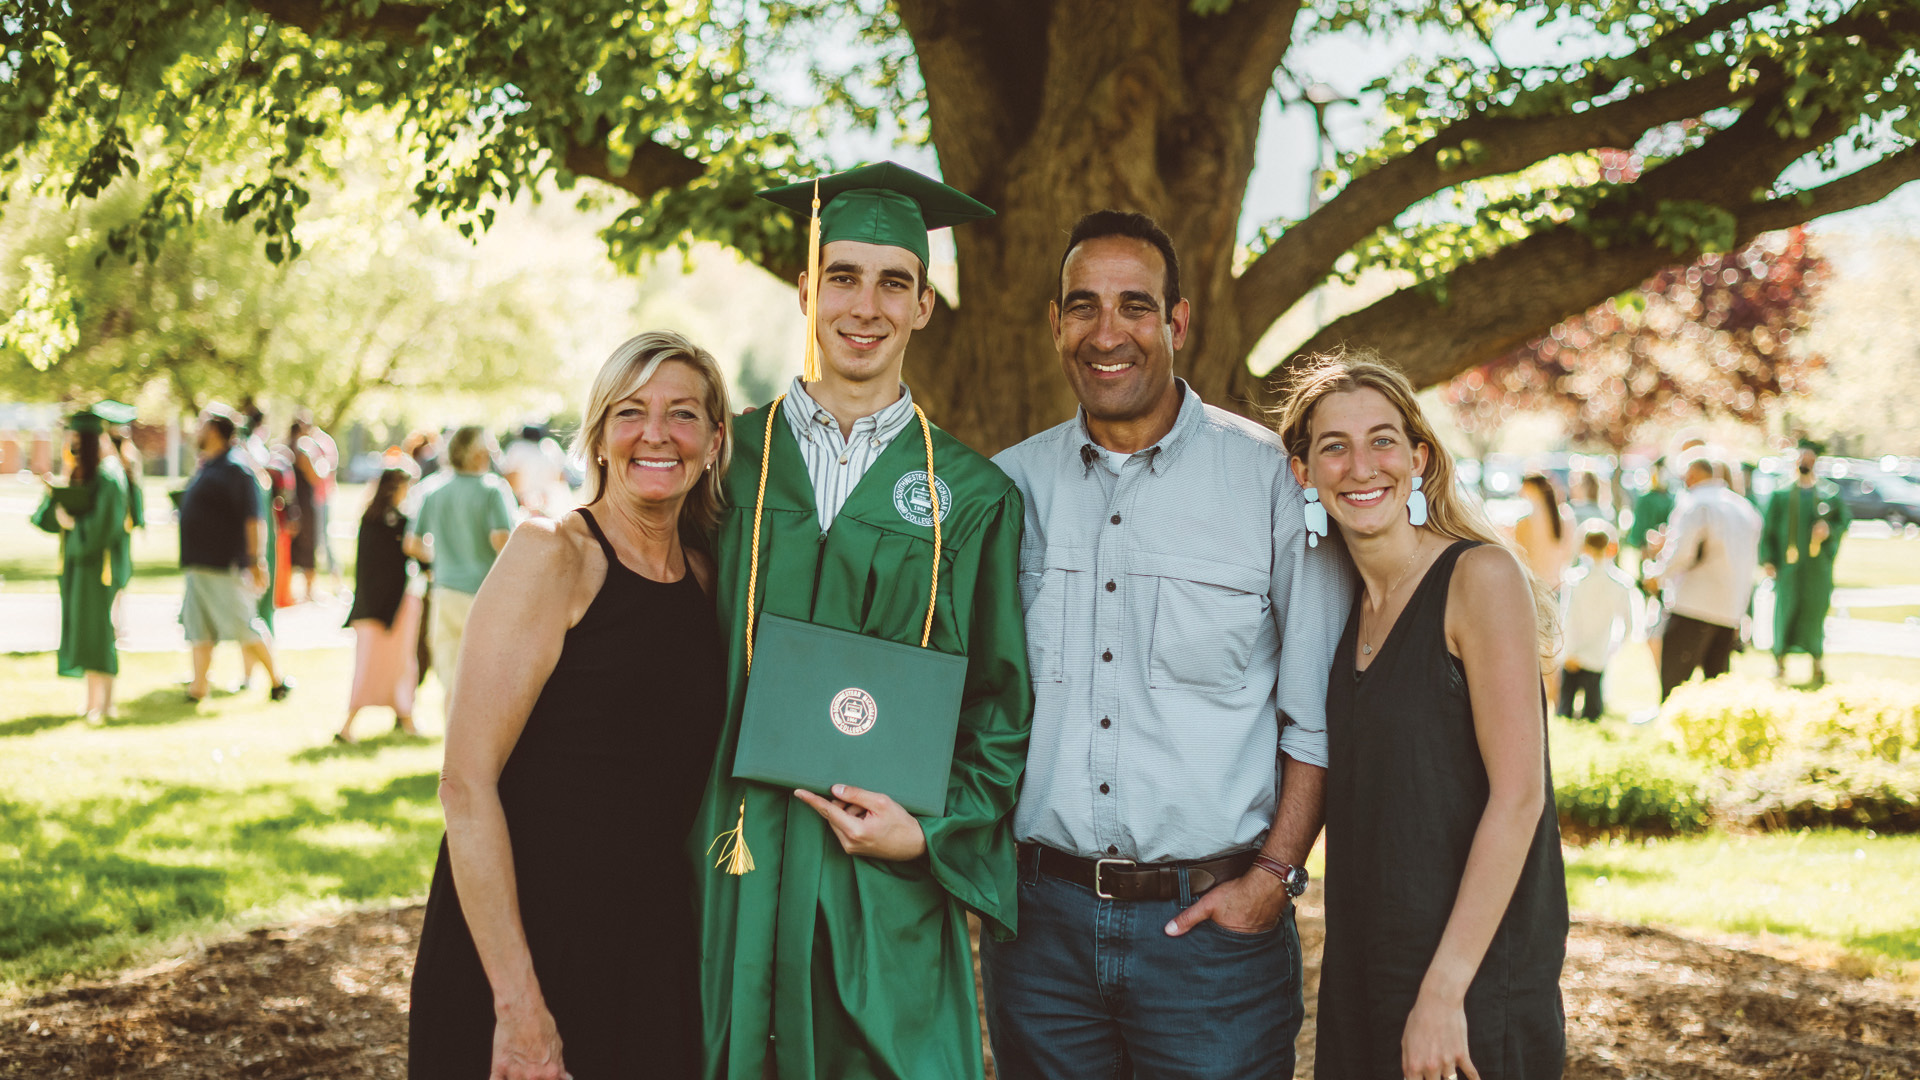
692, 163, 1032, 1080
1761, 441, 1849, 686
31, 409, 131, 723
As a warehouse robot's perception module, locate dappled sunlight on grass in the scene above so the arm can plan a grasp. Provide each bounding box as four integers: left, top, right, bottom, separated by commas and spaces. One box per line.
0, 648, 448, 992
1565, 830, 1920, 969
1834, 535, 1920, 589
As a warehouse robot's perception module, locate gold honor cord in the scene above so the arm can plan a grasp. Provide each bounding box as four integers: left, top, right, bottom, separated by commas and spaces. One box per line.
717, 394, 946, 876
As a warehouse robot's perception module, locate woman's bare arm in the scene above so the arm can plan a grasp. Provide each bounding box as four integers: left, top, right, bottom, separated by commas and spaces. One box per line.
438, 517, 600, 1079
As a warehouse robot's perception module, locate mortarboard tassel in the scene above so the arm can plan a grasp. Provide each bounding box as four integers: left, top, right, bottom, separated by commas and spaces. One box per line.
708, 797, 755, 876
802, 179, 823, 383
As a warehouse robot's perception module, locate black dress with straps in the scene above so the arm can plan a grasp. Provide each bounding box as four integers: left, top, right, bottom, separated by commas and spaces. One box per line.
409, 509, 723, 1079
1315, 540, 1568, 1080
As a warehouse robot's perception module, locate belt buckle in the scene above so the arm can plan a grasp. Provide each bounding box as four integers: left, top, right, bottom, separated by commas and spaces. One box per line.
1093, 857, 1132, 900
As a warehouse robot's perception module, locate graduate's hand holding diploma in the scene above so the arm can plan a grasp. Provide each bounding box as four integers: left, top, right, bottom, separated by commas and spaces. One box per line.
795, 783, 927, 861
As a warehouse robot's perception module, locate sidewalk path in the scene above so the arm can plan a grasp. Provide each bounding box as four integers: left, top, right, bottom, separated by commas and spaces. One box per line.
0, 592, 354, 654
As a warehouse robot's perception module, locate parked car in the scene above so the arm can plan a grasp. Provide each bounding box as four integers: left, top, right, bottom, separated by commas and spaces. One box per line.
1832, 473, 1920, 527
341, 451, 390, 485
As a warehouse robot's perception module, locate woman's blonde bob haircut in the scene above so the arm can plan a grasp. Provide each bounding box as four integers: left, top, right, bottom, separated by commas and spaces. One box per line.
572, 331, 733, 544
1275, 348, 1559, 660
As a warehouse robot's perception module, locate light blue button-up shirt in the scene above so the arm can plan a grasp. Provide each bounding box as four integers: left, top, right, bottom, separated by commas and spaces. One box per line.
992, 382, 1354, 862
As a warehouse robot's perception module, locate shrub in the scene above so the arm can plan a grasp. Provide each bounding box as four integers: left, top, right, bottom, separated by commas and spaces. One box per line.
1551, 720, 1712, 838
1801, 681, 1920, 763
1658, 677, 1920, 833
1716, 752, 1920, 832
1663, 678, 1797, 768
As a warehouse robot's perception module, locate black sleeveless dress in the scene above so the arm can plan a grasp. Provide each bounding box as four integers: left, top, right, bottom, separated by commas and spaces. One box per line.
1315, 540, 1568, 1080
409, 509, 722, 1079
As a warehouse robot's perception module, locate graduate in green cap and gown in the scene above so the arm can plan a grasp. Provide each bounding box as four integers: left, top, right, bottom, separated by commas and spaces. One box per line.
691, 161, 1032, 1080
1761, 440, 1849, 685
31, 409, 131, 721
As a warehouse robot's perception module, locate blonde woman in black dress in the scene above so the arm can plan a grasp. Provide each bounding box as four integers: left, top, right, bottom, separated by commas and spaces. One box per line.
1277, 353, 1568, 1080
409, 331, 731, 1080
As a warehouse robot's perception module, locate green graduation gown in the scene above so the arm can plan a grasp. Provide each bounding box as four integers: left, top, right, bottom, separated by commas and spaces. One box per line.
1761, 481, 1849, 657
118, 472, 144, 589
31, 459, 130, 677
692, 404, 1032, 1080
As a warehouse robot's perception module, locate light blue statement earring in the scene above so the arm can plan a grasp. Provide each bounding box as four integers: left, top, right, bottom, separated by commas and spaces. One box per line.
1303, 488, 1328, 547
1407, 475, 1429, 527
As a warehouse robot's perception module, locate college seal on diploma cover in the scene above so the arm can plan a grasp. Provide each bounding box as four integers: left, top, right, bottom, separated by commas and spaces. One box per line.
830, 688, 878, 736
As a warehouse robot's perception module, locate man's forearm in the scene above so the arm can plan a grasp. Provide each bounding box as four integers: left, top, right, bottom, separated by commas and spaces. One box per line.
1261, 753, 1326, 868
245, 518, 263, 560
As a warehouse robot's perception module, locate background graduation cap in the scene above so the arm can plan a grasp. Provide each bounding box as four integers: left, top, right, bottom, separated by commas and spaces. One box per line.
758, 161, 993, 382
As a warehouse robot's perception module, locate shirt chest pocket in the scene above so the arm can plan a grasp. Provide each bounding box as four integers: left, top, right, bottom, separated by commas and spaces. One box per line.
1129, 553, 1270, 693
1018, 543, 1086, 684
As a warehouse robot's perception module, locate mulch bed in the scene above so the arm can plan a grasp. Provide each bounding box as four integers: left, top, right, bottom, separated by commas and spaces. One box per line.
3, 898, 1915, 1079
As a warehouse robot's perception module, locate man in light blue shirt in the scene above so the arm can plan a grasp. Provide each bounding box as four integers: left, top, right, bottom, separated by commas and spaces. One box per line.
984, 211, 1353, 1080
407, 425, 518, 698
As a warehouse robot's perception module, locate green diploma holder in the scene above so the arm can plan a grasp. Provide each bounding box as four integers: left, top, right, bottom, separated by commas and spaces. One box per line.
44, 477, 95, 517
732, 613, 967, 816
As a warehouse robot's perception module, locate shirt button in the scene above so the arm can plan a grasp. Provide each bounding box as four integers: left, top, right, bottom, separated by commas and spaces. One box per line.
1099, 783, 1110, 794
1105, 580, 1116, 592
1110, 513, 1122, 525
1100, 717, 1111, 729
1107, 845, 1119, 855
1102, 650, 1112, 662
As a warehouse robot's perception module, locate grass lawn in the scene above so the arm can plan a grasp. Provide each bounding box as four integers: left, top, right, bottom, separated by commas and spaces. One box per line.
1566, 830, 1920, 978
1833, 534, 1920, 589
0, 646, 445, 997
1847, 604, 1920, 624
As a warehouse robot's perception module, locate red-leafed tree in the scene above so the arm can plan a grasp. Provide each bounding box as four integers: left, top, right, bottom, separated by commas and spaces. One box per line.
1439, 225, 1827, 451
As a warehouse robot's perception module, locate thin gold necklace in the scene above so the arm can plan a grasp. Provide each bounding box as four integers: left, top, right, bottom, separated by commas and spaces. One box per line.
1360, 537, 1428, 657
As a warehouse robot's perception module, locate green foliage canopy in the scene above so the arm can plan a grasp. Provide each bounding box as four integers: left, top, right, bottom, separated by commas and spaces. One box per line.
3, 1, 1918, 449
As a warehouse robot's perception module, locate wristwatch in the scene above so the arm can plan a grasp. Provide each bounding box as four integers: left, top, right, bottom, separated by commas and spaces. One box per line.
1251, 854, 1309, 898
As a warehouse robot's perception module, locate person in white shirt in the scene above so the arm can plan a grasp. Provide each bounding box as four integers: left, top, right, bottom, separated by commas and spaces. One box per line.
1644, 457, 1762, 701
1558, 522, 1636, 720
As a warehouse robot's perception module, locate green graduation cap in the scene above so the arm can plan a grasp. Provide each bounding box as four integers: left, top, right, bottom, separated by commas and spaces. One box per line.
66, 411, 105, 436
758, 161, 993, 269
92, 400, 137, 426
758, 161, 994, 381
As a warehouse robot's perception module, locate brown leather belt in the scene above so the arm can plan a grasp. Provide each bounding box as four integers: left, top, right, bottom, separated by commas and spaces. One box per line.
1021, 843, 1256, 901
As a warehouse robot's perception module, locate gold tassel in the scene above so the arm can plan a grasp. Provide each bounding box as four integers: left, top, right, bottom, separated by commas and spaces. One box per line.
801, 179, 823, 383
707, 798, 755, 876
101, 551, 111, 587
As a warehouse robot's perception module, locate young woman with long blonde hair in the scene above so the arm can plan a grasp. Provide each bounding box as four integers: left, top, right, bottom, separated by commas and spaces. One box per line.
1276, 351, 1568, 1080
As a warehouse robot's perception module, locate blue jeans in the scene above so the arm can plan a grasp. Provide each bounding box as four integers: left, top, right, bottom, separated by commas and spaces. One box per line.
980, 851, 1304, 1080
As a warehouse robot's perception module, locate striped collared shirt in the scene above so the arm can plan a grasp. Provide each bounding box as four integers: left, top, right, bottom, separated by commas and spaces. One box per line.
783, 378, 919, 532
992, 381, 1356, 862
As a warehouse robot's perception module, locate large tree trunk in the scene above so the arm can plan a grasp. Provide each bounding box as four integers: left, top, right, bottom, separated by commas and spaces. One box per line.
898, 0, 1297, 456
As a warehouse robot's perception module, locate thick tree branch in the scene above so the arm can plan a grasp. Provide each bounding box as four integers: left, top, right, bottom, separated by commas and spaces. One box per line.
558, 118, 706, 202
1232, 71, 1767, 346
1229, 0, 1917, 349
1739, 147, 1920, 234
1243, 86, 1873, 403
